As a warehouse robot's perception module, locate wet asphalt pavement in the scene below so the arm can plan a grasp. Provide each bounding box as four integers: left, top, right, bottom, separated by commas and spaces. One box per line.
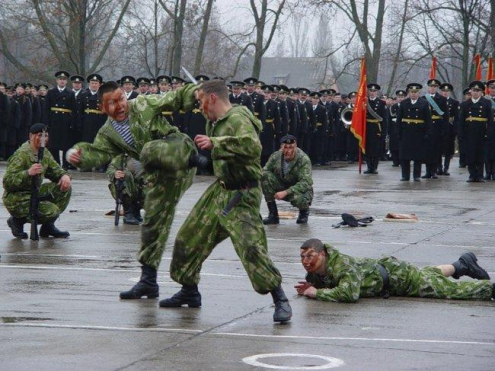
0, 160, 494, 370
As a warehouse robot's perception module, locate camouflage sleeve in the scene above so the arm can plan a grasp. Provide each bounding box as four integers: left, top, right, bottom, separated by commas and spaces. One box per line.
286, 155, 313, 196
136, 84, 198, 118
210, 114, 262, 164
2, 154, 31, 192
74, 128, 120, 170
263, 151, 278, 173
106, 155, 121, 182
43, 150, 67, 183
315, 257, 361, 303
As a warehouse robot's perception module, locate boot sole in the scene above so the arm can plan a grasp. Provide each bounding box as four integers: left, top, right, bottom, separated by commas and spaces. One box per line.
159, 303, 201, 308
7, 219, 28, 239
120, 294, 159, 299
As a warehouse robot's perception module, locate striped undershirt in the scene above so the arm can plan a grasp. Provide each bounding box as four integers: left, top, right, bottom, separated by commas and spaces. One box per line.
110, 118, 135, 148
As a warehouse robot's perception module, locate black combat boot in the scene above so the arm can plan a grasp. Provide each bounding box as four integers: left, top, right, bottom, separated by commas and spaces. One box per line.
120, 264, 159, 299
7, 217, 28, 239
39, 221, 70, 238
492, 283, 495, 299
123, 196, 140, 225
452, 252, 490, 280
263, 201, 279, 225
159, 284, 202, 308
133, 201, 143, 223
422, 165, 432, 179
372, 158, 379, 174
296, 209, 309, 224
443, 158, 451, 176
270, 285, 292, 323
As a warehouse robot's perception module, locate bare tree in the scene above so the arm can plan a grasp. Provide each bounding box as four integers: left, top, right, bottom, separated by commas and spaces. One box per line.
289, 12, 309, 58
158, 0, 187, 75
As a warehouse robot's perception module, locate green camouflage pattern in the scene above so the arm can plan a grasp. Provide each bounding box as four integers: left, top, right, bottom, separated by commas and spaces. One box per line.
307, 245, 493, 302
106, 155, 146, 202
3, 141, 71, 222
262, 148, 313, 209
73, 86, 198, 270
170, 105, 283, 294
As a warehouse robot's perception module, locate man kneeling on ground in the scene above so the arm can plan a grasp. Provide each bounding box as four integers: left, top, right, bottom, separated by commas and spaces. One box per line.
262, 134, 313, 225
295, 238, 493, 302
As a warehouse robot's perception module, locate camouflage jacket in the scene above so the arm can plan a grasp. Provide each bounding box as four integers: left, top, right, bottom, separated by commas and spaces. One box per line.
207, 105, 263, 183
306, 245, 384, 302
2, 141, 67, 195
263, 148, 313, 196
74, 84, 198, 169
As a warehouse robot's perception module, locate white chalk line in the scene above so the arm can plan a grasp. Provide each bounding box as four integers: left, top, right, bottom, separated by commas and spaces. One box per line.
1, 323, 493, 347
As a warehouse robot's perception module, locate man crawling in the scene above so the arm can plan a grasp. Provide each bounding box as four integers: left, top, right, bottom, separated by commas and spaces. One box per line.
295, 238, 493, 302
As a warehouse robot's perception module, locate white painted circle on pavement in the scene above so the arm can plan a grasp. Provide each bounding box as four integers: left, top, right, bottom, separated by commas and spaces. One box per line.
242, 353, 344, 370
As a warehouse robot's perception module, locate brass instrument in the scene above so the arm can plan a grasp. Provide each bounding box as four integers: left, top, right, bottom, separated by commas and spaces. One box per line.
341, 105, 353, 128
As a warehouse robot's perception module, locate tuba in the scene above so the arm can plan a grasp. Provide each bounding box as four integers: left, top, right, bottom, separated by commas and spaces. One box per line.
341, 105, 353, 128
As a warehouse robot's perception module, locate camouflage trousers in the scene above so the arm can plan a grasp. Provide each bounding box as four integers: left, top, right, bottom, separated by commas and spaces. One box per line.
170, 181, 282, 294
137, 171, 194, 270
381, 257, 492, 300
3, 183, 71, 224
261, 171, 313, 210
108, 169, 146, 203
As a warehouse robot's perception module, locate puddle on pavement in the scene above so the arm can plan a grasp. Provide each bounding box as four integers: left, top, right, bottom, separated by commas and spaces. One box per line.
2, 317, 53, 323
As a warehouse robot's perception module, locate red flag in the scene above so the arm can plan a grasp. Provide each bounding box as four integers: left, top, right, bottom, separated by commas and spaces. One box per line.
351, 58, 367, 173
473, 53, 482, 80
487, 54, 494, 94
428, 55, 437, 79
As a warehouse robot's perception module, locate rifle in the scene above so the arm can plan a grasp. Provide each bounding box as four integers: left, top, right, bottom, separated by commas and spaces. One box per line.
114, 154, 127, 226
29, 129, 47, 240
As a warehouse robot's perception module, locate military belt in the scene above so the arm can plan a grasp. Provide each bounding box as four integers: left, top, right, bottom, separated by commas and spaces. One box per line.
431, 115, 441, 120
366, 119, 380, 123
254, 112, 259, 116
51, 107, 72, 113
316, 122, 323, 127
265, 119, 274, 123
403, 119, 425, 124
179, 110, 185, 114
466, 117, 488, 122
377, 264, 390, 299
84, 109, 104, 115
218, 180, 258, 191
162, 111, 173, 116
192, 109, 201, 114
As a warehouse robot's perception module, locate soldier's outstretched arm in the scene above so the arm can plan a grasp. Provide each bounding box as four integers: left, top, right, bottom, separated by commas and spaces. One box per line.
72, 130, 120, 170
140, 84, 198, 118
315, 262, 361, 303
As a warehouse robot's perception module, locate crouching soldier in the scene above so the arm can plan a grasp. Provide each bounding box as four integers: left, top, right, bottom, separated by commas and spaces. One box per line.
262, 134, 313, 224
107, 154, 146, 225
3, 123, 71, 239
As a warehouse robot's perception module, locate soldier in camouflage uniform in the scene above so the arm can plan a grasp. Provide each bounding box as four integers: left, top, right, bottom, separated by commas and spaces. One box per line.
161, 80, 292, 323
295, 239, 493, 302
3, 123, 72, 239
262, 134, 313, 225
68, 81, 201, 300
106, 154, 146, 225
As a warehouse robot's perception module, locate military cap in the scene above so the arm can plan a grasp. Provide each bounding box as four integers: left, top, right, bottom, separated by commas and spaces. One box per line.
427, 79, 441, 87
25, 83, 33, 88
278, 85, 289, 93
38, 84, 49, 90
328, 88, 337, 95
334, 92, 341, 97
395, 89, 407, 96
298, 88, 310, 95
0, 82, 7, 88
261, 85, 273, 93
137, 77, 151, 85
213, 76, 225, 81
288, 87, 299, 94
271, 85, 280, 92
255, 80, 265, 87
226, 84, 232, 90
487, 79, 495, 87
156, 75, 171, 84
243, 77, 258, 85
463, 87, 471, 95
55, 71, 70, 79
469, 80, 485, 91
71, 75, 84, 83
195, 75, 210, 82
348, 91, 357, 98
121, 76, 136, 84
309, 91, 322, 98
14, 83, 26, 89
86, 74, 103, 83
280, 134, 297, 144
149, 78, 157, 86
319, 89, 329, 96
407, 83, 422, 92
171, 76, 184, 84
230, 81, 244, 88
29, 123, 48, 134
439, 83, 453, 92
367, 83, 381, 91
341, 94, 348, 99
